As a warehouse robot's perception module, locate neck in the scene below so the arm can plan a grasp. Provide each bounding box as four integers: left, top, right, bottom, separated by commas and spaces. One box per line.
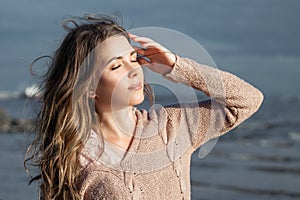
97, 105, 137, 140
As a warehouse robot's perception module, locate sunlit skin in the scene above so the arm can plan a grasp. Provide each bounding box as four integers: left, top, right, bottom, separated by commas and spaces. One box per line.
92, 33, 176, 150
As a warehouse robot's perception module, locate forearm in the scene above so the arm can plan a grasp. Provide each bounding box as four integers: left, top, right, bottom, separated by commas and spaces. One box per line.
162, 55, 264, 148
163, 56, 264, 115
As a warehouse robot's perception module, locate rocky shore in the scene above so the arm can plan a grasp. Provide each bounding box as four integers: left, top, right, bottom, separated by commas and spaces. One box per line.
0, 107, 34, 133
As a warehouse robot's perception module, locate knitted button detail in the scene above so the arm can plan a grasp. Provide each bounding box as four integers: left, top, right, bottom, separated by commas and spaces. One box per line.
174, 157, 186, 196
126, 172, 141, 200
179, 177, 186, 195
129, 174, 133, 193
132, 188, 142, 200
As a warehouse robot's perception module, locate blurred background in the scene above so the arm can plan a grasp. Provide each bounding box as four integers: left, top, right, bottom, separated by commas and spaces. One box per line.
0, 0, 299, 199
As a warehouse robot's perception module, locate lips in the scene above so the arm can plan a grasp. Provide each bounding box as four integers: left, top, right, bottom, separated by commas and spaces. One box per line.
128, 82, 143, 90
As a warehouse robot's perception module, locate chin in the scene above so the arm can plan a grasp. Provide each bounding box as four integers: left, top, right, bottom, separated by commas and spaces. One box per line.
130, 93, 145, 106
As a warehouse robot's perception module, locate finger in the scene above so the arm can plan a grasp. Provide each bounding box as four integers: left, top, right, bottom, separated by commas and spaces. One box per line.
130, 36, 154, 43
132, 45, 146, 51
132, 46, 146, 55
137, 56, 151, 65
128, 33, 161, 48
141, 42, 163, 48
127, 32, 138, 38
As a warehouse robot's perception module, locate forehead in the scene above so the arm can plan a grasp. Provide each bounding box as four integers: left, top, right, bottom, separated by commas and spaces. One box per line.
95, 35, 134, 68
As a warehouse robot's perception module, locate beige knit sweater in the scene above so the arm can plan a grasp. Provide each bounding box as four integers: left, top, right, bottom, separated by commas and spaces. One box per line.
77, 56, 264, 200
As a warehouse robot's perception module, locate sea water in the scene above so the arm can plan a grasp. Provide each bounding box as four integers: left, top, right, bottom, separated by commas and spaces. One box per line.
1, 0, 299, 199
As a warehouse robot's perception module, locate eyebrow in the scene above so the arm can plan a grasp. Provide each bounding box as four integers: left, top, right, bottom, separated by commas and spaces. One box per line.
105, 50, 137, 66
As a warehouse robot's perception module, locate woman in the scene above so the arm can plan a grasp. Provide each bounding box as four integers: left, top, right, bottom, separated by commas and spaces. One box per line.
25, 14, 264, 200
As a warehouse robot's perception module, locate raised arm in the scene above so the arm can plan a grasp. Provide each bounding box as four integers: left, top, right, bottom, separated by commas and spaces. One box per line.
162, 55, 264, 150
129, 33, 264, 151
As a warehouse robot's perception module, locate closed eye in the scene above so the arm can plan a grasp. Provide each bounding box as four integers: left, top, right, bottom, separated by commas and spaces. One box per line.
111, 64, 121, 70
110, 51, 138, 70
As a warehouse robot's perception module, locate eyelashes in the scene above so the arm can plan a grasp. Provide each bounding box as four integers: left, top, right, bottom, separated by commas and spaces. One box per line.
110, 52, 140, 71
111, 59, 138, 70
111, 65, 121, 70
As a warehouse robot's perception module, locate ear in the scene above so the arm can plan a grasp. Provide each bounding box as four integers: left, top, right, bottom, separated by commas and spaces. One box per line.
88, 91, 96, 99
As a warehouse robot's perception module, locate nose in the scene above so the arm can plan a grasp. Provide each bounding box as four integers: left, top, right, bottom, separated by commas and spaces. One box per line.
127, 63, 139, 79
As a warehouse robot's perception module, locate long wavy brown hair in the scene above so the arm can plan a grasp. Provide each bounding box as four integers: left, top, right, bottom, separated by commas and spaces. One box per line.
24, 14, 154, 200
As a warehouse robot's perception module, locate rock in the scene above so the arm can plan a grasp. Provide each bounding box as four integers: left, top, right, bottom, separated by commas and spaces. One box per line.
0, 108, 11, 132
0, 107, 34, 133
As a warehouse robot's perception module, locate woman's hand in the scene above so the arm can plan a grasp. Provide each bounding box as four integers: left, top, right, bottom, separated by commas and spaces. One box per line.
128, 33, 176, 75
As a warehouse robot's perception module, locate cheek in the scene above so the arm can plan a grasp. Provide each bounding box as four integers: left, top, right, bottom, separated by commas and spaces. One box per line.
97, 74, 127, 97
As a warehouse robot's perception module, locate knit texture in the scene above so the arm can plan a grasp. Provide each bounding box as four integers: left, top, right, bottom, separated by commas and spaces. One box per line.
77, 56, 264, 200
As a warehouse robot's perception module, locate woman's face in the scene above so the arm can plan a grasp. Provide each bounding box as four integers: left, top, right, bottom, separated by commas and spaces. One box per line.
94, 35, 145, 109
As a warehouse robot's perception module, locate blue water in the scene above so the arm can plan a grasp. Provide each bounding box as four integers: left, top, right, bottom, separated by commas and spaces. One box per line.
1, 1, 300, 200
0, 0, 299, 98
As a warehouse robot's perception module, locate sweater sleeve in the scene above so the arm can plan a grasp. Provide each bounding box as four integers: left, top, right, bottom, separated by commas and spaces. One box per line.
160, 55, 264, 151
